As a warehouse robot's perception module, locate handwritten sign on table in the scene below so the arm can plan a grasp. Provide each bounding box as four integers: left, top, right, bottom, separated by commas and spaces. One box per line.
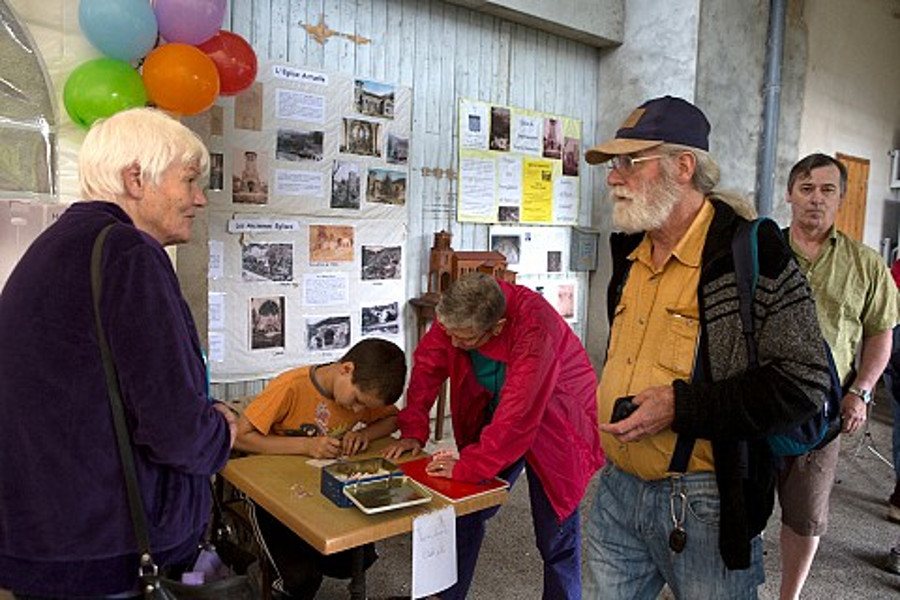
411, 506, 456, 599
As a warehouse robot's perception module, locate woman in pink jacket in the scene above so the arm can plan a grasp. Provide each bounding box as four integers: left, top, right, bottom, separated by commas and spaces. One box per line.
384, 272, 604, 599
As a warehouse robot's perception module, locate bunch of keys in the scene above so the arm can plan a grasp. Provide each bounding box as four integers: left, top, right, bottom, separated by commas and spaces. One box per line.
669, 482, 687, 553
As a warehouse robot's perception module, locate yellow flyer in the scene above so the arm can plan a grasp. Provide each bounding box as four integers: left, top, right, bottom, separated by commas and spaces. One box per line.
521, 159, 553, 222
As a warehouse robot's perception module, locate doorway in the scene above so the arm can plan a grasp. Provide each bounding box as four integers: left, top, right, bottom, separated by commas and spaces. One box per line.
835, 153, 869, 242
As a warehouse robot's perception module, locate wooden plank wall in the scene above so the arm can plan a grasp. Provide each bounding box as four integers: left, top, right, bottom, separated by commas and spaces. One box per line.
214, 0, 602, 400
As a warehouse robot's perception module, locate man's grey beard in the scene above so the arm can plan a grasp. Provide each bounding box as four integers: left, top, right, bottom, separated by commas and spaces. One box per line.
609, 168, 681, 234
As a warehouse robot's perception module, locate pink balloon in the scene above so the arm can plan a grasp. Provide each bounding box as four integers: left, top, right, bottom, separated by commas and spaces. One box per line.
154, 0, 226, 45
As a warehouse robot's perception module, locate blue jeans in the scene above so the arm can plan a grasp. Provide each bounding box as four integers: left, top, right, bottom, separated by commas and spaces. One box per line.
439, 458, 581, 600
884, 325, 900, 481
583, 464, 764, 600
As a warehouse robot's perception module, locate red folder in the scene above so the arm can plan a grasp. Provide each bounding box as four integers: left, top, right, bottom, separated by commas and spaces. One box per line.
399, 456, 509, 502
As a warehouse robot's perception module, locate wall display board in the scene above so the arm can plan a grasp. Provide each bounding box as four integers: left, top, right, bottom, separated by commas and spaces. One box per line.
487, 224, 579, 323
206, 62, 411, 381
457, 98, 581, 225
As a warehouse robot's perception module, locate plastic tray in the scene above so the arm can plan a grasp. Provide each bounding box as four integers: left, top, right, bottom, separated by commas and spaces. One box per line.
342, 475, 433, 514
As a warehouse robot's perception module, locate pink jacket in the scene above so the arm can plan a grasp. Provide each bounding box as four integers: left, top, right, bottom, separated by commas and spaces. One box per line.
399, 280, 604, 520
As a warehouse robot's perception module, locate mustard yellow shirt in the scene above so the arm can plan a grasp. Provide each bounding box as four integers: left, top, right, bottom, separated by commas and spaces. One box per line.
598, 200, 715, 480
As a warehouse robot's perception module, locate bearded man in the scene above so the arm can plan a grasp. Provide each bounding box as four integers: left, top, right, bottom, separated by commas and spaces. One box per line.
581, 96, 832, 600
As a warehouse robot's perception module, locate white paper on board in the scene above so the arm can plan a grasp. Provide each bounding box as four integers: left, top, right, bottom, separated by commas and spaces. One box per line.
208, 293, 226, 331
411, 506, 456, 599
208, 240, 224, 279
207, 332, 225, 363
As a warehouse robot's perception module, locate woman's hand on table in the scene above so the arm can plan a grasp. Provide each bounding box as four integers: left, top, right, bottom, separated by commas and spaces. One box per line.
381, 437, 423, 460
425, 455, 457, 479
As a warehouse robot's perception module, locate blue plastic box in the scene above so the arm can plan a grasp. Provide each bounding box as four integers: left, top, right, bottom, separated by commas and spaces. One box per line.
320, 457, 401, 508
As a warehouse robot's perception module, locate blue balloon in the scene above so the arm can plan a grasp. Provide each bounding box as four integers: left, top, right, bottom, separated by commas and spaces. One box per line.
78, 0, 158, 62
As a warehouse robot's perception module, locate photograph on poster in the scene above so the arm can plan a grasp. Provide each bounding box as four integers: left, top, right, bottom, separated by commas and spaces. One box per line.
362, 302, 399, 335
361, 245, 401, 280
563, 137, 580, 177
209, 153, 224, 191
547, 250, 562, 273
309, 224, 354, 263
250, 296, 285, 350
491, 234, 521, 265
543, 118, 562, 159
331, 161, 361, 209
235, 81, 263, 131
242, 242, 293, 282
209, 105, 224, 136
386, 134, 409, 164
498, 206, 520, 223
276, 128, 324, 162
232, 150, 269, 204
489, 106, 510, 151
366, 168, 406, 205
355, 79, 395, 119
555, 282, 575, 320
306, 315, 351, 351
340, 118, 382, 157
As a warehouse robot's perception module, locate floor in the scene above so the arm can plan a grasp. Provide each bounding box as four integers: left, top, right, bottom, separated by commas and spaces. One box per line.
3, 391, 900, 599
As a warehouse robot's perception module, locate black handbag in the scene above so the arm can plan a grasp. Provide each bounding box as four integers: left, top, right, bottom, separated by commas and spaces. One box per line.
91, 224, 259, 600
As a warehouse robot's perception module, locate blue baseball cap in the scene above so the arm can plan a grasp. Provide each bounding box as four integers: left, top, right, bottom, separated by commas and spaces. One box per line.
585, 95, 711, 164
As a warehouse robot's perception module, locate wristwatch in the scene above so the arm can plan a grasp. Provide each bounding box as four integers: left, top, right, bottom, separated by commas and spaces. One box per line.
848, 386, 872, 404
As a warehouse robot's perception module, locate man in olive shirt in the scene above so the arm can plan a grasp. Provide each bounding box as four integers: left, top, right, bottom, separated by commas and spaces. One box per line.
779, 153, 900, 600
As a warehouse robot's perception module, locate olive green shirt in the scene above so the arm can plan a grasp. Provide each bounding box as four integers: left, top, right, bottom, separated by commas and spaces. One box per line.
789, 226, 900, 384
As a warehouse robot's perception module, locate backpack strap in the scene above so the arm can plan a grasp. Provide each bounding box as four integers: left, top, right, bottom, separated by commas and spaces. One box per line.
669, 218, 768, 474
732, 219, 766, 368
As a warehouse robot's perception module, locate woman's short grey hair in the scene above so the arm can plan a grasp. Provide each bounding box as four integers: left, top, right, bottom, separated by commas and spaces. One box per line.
79, 107, 210, 201
660, 143, 720, 194
436, 272, 506, 332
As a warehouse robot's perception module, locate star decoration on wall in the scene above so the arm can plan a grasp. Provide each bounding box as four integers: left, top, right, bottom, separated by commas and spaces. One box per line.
300, 14, 371, 46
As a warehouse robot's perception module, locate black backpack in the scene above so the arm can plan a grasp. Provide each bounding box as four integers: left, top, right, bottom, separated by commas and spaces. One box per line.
732, 218, 842, 456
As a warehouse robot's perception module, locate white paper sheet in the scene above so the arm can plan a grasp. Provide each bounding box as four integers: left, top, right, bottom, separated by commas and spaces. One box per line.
208, 240, 224, 279
458, 158, 496, 220
208, 293, 226, 331
276, 88, 326, 123
207, 332, 225, 363
411, 506, 457, 599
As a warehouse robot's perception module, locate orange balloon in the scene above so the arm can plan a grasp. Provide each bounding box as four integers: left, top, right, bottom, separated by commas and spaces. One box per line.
142, 43, 220, 115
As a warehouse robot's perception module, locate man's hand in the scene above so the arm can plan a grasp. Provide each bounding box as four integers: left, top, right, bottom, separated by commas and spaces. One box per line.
305, 436, 342, 459
598, 385, 676, 443
382, 437, 423, 460
840, 393, 867, 434
341, 430, 369, 456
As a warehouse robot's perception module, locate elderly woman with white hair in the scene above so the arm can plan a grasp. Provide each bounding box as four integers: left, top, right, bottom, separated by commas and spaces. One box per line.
0, 108, 236, 598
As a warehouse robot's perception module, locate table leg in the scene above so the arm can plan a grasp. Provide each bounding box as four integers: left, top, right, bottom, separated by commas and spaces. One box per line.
348, 546, 367, 600
435, 381, 447, 441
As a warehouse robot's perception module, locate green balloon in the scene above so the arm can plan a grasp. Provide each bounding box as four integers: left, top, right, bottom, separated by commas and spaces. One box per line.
63, 58, 148, 128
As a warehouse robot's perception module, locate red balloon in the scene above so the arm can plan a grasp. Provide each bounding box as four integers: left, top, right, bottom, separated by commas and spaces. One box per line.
197, 30, 258, 96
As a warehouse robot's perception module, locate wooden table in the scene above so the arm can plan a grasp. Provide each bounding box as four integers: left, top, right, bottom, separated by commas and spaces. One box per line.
220, 444, 507, 598
409, 293, 448, 440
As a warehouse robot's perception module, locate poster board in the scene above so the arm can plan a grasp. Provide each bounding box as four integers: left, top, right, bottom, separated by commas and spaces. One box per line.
457, 98, 581, 225
204, 63, 411, 381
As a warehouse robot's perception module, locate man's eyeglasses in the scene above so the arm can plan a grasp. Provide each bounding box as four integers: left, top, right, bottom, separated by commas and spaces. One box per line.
606, 154, 664, 173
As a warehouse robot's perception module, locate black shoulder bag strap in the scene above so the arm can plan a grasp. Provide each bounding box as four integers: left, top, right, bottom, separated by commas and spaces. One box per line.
91, 224, 166, 594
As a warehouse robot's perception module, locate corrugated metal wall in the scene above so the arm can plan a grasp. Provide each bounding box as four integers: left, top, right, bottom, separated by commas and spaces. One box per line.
213, 0, 602, 400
